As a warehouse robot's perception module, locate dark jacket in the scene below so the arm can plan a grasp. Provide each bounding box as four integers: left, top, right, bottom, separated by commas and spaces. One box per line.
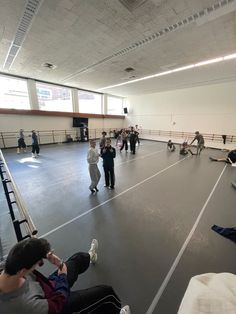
101, 146, 116, 167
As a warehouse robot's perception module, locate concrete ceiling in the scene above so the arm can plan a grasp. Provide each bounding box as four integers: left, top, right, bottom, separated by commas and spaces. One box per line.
0, 0, 236, 96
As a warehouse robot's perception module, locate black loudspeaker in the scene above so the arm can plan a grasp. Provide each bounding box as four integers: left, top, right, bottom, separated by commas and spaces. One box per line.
123, 107, 128, 114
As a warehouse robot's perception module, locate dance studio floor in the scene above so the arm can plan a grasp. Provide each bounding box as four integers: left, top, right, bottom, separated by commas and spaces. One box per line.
1, 140, 236, 313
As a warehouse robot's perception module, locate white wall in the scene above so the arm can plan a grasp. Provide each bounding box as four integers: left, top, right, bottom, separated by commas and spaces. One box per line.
0, 114, 124, 148
125, 81, 236, 135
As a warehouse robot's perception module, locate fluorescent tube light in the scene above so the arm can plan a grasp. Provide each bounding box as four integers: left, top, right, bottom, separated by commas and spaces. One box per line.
99, 52, 236, 90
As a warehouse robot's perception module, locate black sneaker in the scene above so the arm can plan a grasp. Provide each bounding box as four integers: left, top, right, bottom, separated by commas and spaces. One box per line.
104, 184, 109, 187
109, 186, 114, 190
90, 188, 96, 193
95, 187, 99, 192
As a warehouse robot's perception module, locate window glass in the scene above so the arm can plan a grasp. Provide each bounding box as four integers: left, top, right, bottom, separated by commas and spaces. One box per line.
107, 96, 124, 115
0, 75, 30, 109
78, 91, 102, 114
36, 82, 72, 112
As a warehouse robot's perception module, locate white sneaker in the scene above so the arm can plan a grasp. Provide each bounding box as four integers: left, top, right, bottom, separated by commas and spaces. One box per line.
120, 305, 131, 314
32, 153, 36, 158
88, 239, 98, 264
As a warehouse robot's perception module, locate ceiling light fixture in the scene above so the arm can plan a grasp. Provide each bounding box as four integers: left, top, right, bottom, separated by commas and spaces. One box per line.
98, 52, 236, 90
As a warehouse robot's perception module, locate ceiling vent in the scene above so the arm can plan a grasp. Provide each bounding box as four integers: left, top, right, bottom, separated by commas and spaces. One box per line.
42, 62, 57, 70
125, 67, 135, 72
3, 0, 44, 70
119, 0, 149, 11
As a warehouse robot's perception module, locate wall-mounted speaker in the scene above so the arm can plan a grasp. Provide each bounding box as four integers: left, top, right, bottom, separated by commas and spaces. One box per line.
123, 107, 128, 114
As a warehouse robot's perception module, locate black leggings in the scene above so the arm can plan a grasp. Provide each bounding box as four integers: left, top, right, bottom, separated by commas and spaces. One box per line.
32, 144, 40, 154
62, 252, 122, 314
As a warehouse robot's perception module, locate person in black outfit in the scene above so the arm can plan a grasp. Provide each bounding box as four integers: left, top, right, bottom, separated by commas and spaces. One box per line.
101, 138, 116, 189
129, 127, 137, 155
209, 149, 236, 164
17, 129, 27, 154
167, 140, 176, 152
179, 141, 189, 155
31, 130, 40, 158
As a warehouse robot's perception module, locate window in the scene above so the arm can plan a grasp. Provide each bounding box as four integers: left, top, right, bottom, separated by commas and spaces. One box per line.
78, 91, 102, 114
0, 75, 30, 109
36, 82, 72, 112
107, 96, 124, 115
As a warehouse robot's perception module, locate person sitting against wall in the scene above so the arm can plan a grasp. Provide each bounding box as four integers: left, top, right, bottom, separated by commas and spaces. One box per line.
209, 149, 236, 164
0, 237, 131, 314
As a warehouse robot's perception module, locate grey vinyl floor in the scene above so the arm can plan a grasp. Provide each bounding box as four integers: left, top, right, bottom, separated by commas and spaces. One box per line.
0, 140, 236, 314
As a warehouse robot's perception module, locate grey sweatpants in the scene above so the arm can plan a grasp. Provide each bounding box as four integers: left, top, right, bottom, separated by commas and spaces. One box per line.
89, 164, 101, 190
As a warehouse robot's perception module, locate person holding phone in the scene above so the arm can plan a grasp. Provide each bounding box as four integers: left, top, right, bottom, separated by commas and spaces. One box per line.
0, 238, 131, 314
101, 138, 116, 189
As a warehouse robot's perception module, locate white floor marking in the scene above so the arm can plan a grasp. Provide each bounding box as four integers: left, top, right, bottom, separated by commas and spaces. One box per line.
40, 157, 188, 239
146, 164, 227, 314
25, 149, 165, 190
116, 149, 164, 167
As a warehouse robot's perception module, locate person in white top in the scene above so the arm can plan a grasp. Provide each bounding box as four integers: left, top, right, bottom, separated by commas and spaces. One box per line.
178, 273, 236, 314
87, 140, 101, 193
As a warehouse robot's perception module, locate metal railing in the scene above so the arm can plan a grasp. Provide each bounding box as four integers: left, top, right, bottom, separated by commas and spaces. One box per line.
0, 128, 235, 149
0, 128, 117, 148
139, 129, 236, 144
0, 149, 37, 241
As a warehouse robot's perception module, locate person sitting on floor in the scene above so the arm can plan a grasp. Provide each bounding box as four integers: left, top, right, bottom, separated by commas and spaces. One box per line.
167, 140, 176, 152
0, 237, 131, 314
180, 141, 189, 155
209, 149, 236, 164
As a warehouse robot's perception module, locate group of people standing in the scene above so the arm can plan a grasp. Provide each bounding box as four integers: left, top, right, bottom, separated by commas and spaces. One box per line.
87, 134, 116, 193
115, 126, 140, 154
17, 129, 40, 158
87, 126, 140, 193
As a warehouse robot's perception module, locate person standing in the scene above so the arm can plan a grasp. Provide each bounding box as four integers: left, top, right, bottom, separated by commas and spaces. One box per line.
189, 131, 205, 155
87, 140, 101, 193
99, 131, 107, 149
31, 130, 40, 158
120, 129, 128, 152
17, 129, 27, 154
101, 138, 116, 189
135, 125, 140, 145
129, 127, 137, 155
